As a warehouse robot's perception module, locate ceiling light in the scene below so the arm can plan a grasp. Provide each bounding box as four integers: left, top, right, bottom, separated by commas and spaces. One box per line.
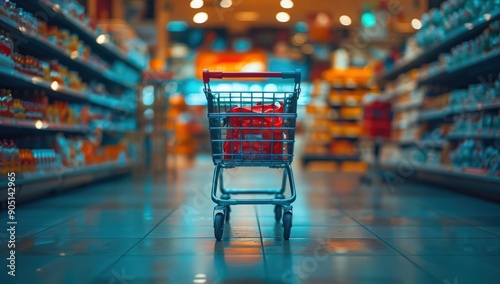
190, 0, 203, 9
235, 11, 260, 21
220, 0, 232, 8
276, 12, 290, 23
339, 15, 352, 26
193, 12, 208, 24
411, 18, 422, 30
280, 0, 293, 9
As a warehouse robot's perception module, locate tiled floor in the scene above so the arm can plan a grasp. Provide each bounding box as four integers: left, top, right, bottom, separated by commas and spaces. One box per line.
1, 156, 500, 283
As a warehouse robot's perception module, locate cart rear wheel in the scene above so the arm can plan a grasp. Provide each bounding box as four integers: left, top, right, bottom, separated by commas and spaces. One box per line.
274, 205, 282, 222
225, 206, 231, 222
214, 213, 224, 241
283, 212, 292, 240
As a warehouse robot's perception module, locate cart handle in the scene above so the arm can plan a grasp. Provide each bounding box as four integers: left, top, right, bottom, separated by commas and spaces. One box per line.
203, 69, 301, 85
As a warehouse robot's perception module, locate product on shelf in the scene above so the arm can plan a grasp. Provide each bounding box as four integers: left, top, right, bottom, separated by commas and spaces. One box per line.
416, 0, 500, 48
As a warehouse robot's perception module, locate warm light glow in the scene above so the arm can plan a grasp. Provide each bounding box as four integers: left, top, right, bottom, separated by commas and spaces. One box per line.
339, 15, 352, 26
301, 43, 314, 54
292, 33, 307, 46
235, 11, 259, 21
96, 34, 109, 44
193, 12, 208, 24
35, 120, 44, 129
220, 0, 232, 8
276, 12, 290, 23
190, 0, 203, 9
280, 0, 293, 9
70, 51, 79, 59
51, 81, 59, 91
411, 18, 422, 30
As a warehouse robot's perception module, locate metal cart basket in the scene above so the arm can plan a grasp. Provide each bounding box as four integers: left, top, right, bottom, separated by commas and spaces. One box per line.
203, 69, 301, 240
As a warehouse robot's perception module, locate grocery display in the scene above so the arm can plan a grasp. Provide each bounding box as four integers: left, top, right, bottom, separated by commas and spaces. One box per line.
302, 67, 373, 172
0, 0, 144, 203
377, 0, 500, 193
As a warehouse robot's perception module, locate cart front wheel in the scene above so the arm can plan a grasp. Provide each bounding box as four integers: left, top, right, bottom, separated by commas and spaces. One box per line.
274, 205, 282, 222
283, 212, 292, 240
225, 206, 231, 222
214, 213, 224, 241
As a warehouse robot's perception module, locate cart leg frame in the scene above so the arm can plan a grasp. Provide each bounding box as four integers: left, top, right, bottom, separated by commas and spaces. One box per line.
211, 164, 296, 206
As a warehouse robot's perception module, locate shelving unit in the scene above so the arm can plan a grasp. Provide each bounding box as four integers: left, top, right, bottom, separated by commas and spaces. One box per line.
0, 161, 134, 204
377, 9, 500, 83
0, 14, 133, 89
376, 6, 500, 197
18, 0, 144, 72
301, 68, 373, 172
0, 0, 144, 205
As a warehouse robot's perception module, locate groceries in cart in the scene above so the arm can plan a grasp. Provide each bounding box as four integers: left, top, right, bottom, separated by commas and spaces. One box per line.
224, 101, 285, 160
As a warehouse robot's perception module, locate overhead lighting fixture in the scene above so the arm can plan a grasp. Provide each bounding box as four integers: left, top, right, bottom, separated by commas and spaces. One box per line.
280, 0, 293, 9
235, 11, 260, 21
190, 0, 203, 9
220, 0, 232, 8
361, 10, 376, 27
276, 12, 290, 23
339, 15, 352, 26
411, 18, 422, 30
193, 12, 208, 24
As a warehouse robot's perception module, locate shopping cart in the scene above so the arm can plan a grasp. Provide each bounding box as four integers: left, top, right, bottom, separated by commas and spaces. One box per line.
203, 69, 301, 241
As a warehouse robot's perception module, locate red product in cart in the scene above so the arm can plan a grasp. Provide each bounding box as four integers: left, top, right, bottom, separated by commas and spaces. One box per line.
224, 102, 284, 159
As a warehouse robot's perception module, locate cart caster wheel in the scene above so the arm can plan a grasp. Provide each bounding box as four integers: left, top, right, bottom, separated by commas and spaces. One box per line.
274, 205, 282, 222
214, 213, 224, 241
225, 206, 231, 222
283, 212, 292, 240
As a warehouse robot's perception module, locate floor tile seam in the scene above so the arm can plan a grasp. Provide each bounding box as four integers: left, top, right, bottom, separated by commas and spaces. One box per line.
255, 205, 271, 279
94, 204, 181, 281
16, 216, 81, 240
339, 207, 442, 282
472, 226, 500, 238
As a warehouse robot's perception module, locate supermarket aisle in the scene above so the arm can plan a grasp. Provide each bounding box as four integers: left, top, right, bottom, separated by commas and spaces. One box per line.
1, 156, 500, 283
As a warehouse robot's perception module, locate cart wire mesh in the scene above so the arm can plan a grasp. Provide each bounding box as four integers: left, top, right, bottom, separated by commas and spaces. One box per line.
204, 79, 300, 167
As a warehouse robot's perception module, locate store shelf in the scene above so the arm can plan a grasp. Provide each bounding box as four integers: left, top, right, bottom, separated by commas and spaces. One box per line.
448, 132, 500, 140
0, 66, 134, 113
418, 101, 500, 122
387, 139, 446, 148
393, 101, 422, 112
0, 14, 134, 90
330, 85, 374, 91
302, 154, 361, 166
381, 162, 500, 200
335, 117, 363, 122
19, 0, 143, 72
0, 161, 134, 203
377, 10, 500, 83
418, 49, 500, 88
0, 117, 85, 134
332, 136, 359, 141
0, 117, 133, 134
385, 81, 417, 98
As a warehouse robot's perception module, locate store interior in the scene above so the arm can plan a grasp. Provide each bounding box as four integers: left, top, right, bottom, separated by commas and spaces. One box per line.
1, 0, 500, 283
